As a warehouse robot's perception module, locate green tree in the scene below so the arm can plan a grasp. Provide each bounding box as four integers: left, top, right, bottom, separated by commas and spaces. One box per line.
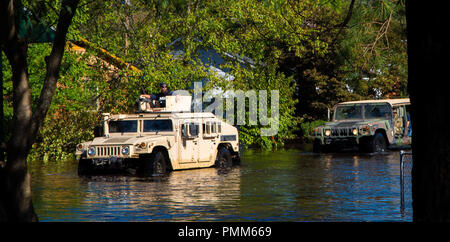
337, 0, 407, 100
0, 0, 79, 222
72, 0, 304, 148
67, 0, 407, 148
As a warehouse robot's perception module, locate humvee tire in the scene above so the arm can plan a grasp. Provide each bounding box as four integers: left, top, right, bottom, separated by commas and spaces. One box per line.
215, 147, 232, 169
143, 151, 168, 176
367, 132, 387, 153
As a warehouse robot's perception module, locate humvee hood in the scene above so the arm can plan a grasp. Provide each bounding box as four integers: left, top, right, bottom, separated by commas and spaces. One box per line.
102, 137, 134, 144
91, 135, 163, 145
324, 119, 385, 127
325, 121, 359, 127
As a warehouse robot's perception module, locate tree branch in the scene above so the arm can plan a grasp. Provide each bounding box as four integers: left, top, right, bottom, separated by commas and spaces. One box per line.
330, 0, 356, 46
30, 0, 80, 143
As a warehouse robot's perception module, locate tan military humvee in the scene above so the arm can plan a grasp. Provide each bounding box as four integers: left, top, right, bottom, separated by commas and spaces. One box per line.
76, 95, 240, 176
312, 98, 411, 153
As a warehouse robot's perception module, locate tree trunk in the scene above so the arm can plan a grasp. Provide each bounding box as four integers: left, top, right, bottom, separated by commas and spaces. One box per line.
0, 0, 79, 222
406, 2, 450, 221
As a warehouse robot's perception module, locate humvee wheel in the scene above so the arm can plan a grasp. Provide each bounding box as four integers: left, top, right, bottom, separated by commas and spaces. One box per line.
144, 151, 167, 176
368, 132, 387, 153
215, 147, 232, 169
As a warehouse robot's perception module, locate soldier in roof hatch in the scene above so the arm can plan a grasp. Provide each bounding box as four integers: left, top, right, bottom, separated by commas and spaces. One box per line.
141, 82, 174, 108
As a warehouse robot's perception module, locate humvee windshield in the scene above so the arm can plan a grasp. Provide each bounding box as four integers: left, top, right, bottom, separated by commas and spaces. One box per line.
109, 120, 138, 133
335, 105, 362, 120
364, 103, 392, 119
143, 119, 173, 132
335, 103, 392, 121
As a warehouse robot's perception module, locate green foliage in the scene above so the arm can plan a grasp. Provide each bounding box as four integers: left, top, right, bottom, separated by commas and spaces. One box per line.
26, 44, 104, 161
29, 109, 99, 162
211, 62, 300, 149
73, 0, 307, 150
336, 0, 407, 99
2, 41, 105, 161
300, 119, 327, 142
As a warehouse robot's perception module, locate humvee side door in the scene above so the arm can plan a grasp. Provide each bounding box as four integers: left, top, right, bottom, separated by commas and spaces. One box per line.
199, 119, 219, 162
392, 105, 411, 145
179, 121, 200, 163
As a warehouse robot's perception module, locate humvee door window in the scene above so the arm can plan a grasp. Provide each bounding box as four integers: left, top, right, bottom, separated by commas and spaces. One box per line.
364, 104, 392, 119
211, 122, 216, 133
335, 105, 362, 120
143, 119, 173, 132
189, 123, 199, 136
206, 122, 211, 134
203, 122, 215, 136
109, 120, 138, 133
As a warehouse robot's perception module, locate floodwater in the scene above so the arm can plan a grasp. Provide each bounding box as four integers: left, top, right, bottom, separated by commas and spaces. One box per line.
29, 148, 412, 222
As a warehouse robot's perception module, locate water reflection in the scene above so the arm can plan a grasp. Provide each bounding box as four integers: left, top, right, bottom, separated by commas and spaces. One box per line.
314, 153, 403, 221
29, 149, 412, 222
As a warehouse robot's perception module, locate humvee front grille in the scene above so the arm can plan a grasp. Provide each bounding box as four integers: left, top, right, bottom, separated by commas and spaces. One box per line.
331, 128, 353, 137
96, 146, 121, 157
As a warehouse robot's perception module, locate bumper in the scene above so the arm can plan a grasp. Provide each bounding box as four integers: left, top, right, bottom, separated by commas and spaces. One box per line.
323, 137, 358, 147
91, 157, 125, 168
314, 136, 360, 147
78, 157, 137, 173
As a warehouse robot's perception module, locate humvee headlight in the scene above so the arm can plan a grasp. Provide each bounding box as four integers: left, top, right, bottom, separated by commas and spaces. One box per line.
88, 147, 95, 156
77, 144, 83, 151
139, 142, 146, 149
122, 146, 130, 155
352, 128, 358, 135
324, 129, 331, 136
